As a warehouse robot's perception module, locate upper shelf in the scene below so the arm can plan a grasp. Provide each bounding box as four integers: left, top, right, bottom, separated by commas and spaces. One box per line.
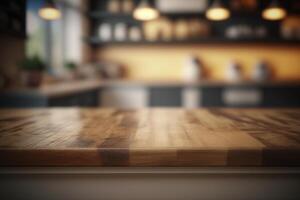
86, 37, 300, 46
86, 0, 300, 46
88, 10, 299, 21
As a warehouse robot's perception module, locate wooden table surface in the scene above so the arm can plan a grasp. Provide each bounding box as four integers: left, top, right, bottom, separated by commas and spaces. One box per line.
0, 108, 299, 167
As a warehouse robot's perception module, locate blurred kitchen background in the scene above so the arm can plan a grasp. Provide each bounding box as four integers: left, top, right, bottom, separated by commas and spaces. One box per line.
0, 0, 299, 108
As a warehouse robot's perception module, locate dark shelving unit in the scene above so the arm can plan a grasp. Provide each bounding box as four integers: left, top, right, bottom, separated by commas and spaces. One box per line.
0, 0, 26, 38
86, 0, 300, 46
86, 37, 300, 46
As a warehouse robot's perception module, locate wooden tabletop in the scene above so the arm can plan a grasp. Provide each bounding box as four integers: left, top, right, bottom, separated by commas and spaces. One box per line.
0, 108, 299, 167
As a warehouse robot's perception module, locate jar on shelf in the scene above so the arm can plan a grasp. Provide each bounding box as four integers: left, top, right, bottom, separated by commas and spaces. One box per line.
175, 19, 189, 40
122, 0, 134, 13
129, 26, 142, 41
98, 23, 112, 41
114, 23, 127, 41
107, 0, 121, 13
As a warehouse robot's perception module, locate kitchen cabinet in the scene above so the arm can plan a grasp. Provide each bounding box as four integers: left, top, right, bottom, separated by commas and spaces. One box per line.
0, 88, 100, 108
201, 86, 262, 107
0, 80, 101, 108
262, 86, 300, 107
201, 85, 300, 107
149, 87, 182, 107
1, 80, 300, 108
48, 90, 99, 107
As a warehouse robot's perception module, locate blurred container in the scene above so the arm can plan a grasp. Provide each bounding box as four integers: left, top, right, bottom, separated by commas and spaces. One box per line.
226, 25, 254, 39
175, 19, 189, 40
122, 0, 134, 13
159, 17, 173, 41
230, 0, 257, 11
255, 26, 267, 38
128, 26, 142, 41
226, 61, 242, 81
98, 23, 112, 41
21, 71, 44, 88
143, 20, 160, 41
114, 23, 127, 41
252, 60, 271, 81
281, 16, 300, 39
189, 19, 210, 38
107, 0, 121, 13
183, 55, 203, 81
143, 18, 173, 41
97, 62, 126, 79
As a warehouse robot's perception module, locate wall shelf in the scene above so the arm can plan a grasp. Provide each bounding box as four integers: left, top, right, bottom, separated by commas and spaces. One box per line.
86, 0, 300, 47
0, 0, 26, 38
86, 37, 300, 46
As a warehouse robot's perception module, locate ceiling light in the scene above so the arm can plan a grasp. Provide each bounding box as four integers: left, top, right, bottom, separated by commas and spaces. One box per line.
133, 0, 159, 21
262, 0, 286, 21
206, 0, 230, 21
39, 0, 61, 20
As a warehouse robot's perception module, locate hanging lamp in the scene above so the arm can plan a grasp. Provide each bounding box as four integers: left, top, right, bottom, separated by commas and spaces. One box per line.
133, 0, 159, 21
262, 0, 286, 20
39, 0, 61, 20
206, 0, 230, 21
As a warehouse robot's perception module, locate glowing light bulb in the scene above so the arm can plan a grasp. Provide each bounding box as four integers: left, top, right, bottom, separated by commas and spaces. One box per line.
206, 0, 230, 21
133, 0, 159, 21
39, 1, 61, 20
262, 7, 286, 20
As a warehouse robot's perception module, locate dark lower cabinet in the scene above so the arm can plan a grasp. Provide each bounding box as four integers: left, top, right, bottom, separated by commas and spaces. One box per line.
201, 86, 300, 108
201, 86, 263, 108
1, 85, 299, 108
149, 87, 182, 107
48, 90, 99, 107
262, 86, 300, 107
0, 90, 100, 108
201, 87, 224, 107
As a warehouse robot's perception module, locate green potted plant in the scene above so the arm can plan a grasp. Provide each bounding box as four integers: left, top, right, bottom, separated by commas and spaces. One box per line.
19, 56, 46, 87
64, 61, 77, 71
64, 61, 79, 80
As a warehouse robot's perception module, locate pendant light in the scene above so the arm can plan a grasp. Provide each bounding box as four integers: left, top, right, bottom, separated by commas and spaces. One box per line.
133, 0, 159, 21
206, 0, 230, 21
39, 0, 61, 20
262, 0, 286, 21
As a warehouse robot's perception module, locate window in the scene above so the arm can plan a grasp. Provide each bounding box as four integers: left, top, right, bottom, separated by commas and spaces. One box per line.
26, 0, 82, 76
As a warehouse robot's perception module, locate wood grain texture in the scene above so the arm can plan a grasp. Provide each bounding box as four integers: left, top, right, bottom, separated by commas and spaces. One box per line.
0, 108, 299, 167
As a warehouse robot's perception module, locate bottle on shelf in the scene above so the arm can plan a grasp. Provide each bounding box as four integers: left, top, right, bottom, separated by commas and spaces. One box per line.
252, 60, 271, 81
226, 61, 243, 81
183, 55, 204, 82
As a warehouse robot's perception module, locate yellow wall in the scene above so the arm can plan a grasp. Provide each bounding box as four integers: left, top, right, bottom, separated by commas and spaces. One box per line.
96, 45, 300, 81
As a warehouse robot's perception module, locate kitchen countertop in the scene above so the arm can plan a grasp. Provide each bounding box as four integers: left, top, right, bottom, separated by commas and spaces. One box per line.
0, 108, 299, 167
0, 79, 102, 98
100, 79, 300, 87
1, 79, 300, 98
